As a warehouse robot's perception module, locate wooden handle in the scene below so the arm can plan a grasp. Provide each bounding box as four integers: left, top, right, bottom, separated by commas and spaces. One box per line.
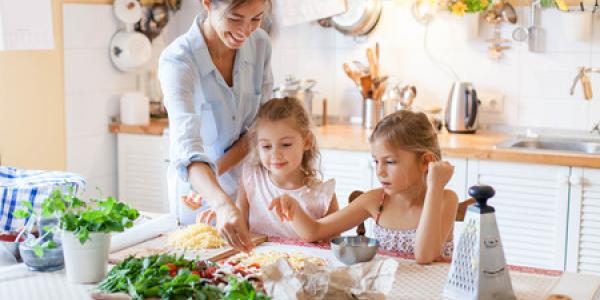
582, 74, 593, 100
367, 48, 378, 79
373, 84, 386, 101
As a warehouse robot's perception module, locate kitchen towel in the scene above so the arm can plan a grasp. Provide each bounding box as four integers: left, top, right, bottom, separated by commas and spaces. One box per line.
110, 213, 177, 252
274, 0, 346, 26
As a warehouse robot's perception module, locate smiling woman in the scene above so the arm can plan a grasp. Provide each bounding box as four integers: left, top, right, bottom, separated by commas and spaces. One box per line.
158, 0, 273, 252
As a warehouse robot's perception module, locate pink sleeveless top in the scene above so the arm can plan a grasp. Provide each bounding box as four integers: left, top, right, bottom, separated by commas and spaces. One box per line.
372, 192, 453, 258
242, 163, 336, 239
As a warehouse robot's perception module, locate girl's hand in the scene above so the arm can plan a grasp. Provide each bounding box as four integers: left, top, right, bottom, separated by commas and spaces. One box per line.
196, 208, 217, 224
427, 161, 455, 188
268, 194, 299, 222
182, 193, 203, 210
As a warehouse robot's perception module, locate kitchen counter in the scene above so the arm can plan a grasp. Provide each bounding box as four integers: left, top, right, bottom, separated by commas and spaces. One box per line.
109, 121, 600, 168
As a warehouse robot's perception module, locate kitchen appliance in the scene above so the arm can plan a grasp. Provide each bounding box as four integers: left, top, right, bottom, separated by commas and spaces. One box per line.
445, 82, 479, 133
273, 75, 317, 115
443, 185, 516, 300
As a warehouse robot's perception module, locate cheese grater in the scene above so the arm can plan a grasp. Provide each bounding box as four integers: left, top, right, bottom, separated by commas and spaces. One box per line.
443, 185, 516, 300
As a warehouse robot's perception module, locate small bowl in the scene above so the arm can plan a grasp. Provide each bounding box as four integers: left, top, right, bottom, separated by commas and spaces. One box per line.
331, 236, 379, 265
0, 231, 25, 261
19, 243, 64, 272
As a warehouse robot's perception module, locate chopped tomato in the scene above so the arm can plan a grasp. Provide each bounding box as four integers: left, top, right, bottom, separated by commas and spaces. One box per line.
165, 263, 177, 272
227, 260, 239, 266
191, 270, 201, 276
249, 263, 261, 269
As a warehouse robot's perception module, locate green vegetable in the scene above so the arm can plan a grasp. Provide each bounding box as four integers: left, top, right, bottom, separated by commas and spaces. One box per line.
97, 254, 269, 300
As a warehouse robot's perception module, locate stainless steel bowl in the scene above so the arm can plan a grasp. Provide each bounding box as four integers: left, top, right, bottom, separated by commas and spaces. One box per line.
331, 236, 379, 265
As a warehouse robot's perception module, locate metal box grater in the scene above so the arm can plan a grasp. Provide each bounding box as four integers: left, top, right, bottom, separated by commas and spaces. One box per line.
443, 185, 516, 300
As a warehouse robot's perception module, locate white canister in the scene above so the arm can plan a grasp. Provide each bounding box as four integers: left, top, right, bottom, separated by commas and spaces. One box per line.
560, 11, 592, 42
120, 92, 150, 125
62, 231, 111, 283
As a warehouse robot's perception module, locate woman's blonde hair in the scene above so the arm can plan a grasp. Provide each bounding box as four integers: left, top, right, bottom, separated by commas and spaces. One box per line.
369, 110, 441, 161
249, 97, 320, 185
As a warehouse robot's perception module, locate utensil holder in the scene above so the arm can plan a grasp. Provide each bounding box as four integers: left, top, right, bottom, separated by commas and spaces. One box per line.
560, 11, 592, 42
364, 98, 382, 129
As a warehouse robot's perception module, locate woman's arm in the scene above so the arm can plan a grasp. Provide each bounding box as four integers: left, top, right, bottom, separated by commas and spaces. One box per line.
215, 134, 250, 176
269, 190, 376, 242
414, 161, 458, 264
235, 180, 250, 228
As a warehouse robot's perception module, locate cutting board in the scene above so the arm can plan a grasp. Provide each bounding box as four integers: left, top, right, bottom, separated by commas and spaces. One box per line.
108, 233, 268, 264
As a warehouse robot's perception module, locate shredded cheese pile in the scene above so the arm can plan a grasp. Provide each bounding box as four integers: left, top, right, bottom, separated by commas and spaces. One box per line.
167, 224, 225, 250
229, 250, 327, 270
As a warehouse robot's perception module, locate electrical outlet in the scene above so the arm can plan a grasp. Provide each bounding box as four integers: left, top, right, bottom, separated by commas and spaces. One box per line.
478, 91, 504, 113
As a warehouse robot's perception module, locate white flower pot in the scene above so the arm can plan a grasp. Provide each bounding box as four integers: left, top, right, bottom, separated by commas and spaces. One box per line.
62, 231, 111, 283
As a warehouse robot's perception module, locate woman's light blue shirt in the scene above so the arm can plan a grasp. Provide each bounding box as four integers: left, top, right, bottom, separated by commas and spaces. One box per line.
159, 16, 273, 202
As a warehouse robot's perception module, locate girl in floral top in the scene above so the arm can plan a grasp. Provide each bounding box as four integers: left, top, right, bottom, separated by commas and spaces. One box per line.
270, 110, 458, 264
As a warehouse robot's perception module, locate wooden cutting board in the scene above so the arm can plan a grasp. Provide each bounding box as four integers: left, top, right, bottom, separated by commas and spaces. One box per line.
108, 233, 268, 264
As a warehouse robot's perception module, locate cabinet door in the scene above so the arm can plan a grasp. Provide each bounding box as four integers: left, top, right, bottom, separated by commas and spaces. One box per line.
567, 167, 600, 275
321, 149, 374, 236
467, 160, 570, 270
117, 134, 169, 213
446, 157, 468, 201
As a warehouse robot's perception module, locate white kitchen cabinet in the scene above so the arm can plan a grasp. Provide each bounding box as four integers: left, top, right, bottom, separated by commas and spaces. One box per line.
567, 167, 600, 276
320, 149, 374, 236
446, 157, 468, 201
467, 160, 570, 270
117, 133, 170, 213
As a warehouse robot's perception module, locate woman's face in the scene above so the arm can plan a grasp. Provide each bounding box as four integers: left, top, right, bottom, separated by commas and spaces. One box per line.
256, 118, 310, 179
371, 138, 427, 195
205, 0, 266, 49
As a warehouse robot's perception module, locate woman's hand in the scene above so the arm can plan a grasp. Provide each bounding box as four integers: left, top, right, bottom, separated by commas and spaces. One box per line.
214, 203, 254, 253
427, 161, 455, 188
182, 193, 203, 210
196, 208, 217, 224
268, 194, 299, 222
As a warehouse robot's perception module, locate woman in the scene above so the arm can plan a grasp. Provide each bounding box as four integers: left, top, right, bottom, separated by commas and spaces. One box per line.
159, 0, 273, 252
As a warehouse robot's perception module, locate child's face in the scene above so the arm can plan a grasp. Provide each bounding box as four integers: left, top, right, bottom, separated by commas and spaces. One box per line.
256, 118, 310, 178
371, 138, 427, 195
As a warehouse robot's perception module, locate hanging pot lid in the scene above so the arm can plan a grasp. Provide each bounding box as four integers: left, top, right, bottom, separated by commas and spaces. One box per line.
331, 0, 382, 36
113, 0, 143, 25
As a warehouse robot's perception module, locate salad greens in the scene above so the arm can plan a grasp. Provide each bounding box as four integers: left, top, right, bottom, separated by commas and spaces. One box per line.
97, 254, 269, 300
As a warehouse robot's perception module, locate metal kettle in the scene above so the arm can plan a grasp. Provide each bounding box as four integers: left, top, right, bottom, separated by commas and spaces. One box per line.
445, 82, 480, 134
273, 75, 316, 115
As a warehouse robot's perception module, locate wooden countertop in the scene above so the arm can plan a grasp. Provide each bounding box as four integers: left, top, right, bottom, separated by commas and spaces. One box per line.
109, 121, 600, 168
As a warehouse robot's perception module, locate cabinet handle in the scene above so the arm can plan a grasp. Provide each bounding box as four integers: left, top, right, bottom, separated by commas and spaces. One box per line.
569, 175, 583, 186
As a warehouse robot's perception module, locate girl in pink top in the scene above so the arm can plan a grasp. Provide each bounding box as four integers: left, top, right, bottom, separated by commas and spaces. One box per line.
196, 97, 338, 239
270, 110, 458, 264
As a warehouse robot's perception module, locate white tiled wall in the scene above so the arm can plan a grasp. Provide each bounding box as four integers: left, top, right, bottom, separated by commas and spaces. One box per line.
63, 4, 172, 199
265, 2, 600, 131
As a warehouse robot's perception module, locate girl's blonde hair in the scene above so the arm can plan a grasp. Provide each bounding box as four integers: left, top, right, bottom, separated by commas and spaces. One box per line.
369, 110, 442, 161
249, 97, 320, 185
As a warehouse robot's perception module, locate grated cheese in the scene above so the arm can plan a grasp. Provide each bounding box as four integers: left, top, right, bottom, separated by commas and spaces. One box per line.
167, 223, 225, 250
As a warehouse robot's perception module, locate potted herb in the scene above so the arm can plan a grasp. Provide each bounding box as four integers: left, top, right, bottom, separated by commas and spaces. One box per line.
14, 188, 140, 283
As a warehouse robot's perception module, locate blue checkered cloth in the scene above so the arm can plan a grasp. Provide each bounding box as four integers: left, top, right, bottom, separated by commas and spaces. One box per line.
0, 167, 86, 232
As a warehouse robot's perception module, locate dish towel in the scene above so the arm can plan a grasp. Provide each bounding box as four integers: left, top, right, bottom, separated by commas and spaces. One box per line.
0, 167, 86, 232
274, 0, 346, 26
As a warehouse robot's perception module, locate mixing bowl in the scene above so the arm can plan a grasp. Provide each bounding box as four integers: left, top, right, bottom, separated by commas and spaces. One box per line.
331, 236, 379, 265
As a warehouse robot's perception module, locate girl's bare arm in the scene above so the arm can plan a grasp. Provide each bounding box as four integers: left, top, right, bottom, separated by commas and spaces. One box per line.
270, 190, 376, 242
